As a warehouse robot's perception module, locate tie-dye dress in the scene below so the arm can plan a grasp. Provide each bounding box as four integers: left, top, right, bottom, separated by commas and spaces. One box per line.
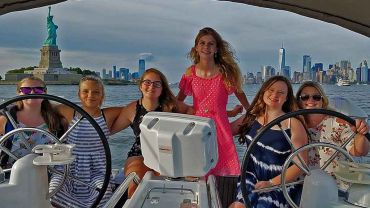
235, 120, 301, 208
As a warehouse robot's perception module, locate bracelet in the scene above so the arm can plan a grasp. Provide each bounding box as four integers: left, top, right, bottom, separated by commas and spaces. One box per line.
269, 179, 274, 186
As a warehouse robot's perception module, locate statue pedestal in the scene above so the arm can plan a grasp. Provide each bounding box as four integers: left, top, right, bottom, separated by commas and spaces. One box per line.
38, 45, 63, 69
32, 45, 82, 83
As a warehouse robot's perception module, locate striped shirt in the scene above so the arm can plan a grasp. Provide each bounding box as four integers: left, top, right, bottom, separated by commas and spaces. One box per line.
50, 114, 113, 208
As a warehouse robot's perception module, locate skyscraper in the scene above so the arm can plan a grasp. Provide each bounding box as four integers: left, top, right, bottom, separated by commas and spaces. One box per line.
311, 63, 323, 81
261, 65, 275, 81
340, 60, 351, 70
112, 65, 117, 79
278, 44, 286, 75
360, 60, 368, 82
119, 67, 130, 80
303, 55, 311, 73
102, 68, 107, 79
139, 59, 145, 77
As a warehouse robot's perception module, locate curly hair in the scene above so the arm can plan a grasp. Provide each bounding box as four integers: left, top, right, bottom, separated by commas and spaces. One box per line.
188, 27, 243, 92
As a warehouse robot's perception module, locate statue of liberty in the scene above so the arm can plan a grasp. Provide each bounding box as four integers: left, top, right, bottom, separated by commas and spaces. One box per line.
44, 6, 58, 46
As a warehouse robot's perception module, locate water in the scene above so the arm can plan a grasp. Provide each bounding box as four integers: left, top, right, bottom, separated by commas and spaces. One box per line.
1, 84, 369, 169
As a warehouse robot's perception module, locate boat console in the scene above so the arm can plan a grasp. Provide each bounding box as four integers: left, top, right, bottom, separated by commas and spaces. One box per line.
0, 144, 75, 208
121, 112, 219, 208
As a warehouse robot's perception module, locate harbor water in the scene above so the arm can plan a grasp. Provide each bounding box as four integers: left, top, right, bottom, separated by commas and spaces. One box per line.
0, 84, 369, 169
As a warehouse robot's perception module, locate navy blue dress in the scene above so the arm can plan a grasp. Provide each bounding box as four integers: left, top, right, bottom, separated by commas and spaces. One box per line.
236, 120, 301, 208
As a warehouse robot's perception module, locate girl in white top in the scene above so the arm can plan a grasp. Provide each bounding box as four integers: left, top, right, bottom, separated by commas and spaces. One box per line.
296, 81, 369, 174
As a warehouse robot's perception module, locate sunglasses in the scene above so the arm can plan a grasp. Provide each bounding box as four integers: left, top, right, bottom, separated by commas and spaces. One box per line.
299, 94, 322, 101
141, 79, 162, 88
19, 87, 46, 94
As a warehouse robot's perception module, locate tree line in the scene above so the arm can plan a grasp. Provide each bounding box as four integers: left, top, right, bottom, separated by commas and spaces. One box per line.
6, 67, 97, 76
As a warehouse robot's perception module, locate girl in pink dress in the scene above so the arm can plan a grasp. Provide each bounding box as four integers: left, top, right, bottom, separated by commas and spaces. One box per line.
177, 27, 250, 176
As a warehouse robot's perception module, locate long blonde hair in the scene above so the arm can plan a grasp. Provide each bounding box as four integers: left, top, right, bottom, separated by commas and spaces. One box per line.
16, 76, 68, 137
188, 27, 243, 92
139, 68, 177, 112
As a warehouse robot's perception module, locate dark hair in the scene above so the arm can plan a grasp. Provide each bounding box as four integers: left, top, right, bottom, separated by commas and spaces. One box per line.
16, 76, 68, 137
188, 27, 243, 92
239, 76, 298, 142
139, 68, 177, 112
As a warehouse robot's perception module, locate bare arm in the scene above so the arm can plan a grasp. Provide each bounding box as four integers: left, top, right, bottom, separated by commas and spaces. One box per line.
102, 106, 124, 134
235, 90, 250, 110
56, 104, 74, 123
176, 100, 193, 115
351, 134, 370, 156
271, 118, 308, 185
176, 90, 187, 102
227, 105, 243, 117
349, 119, 370, 156
0, 116, 7, 135
109, 102, 136, 135
230, 114, 245, 136
176, 90, 193, 114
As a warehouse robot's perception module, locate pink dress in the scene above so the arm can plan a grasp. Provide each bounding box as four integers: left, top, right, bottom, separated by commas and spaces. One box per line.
179, 65, 240, 176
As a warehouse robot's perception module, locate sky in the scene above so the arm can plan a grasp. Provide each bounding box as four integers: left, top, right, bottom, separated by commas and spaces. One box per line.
0, 0, 369, 82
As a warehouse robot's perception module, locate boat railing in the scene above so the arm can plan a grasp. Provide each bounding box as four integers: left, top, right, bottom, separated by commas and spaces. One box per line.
0, 167, 4, 183
103, 172, 140, 208
207, 175, 222, 208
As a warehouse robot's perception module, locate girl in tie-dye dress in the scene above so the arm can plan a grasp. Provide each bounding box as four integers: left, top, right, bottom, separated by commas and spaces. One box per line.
230, 76, 308, 208
178, 27, 250, 177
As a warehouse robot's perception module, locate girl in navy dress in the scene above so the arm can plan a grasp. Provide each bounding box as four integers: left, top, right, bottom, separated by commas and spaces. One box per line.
229, 76, 308, 208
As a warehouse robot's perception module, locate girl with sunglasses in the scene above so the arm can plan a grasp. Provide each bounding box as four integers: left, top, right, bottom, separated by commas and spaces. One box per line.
0, 76, 68, 167
296, 81, 369, 176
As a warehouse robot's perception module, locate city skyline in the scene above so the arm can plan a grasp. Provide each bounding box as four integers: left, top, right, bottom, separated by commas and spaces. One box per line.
1, 0, 370, 82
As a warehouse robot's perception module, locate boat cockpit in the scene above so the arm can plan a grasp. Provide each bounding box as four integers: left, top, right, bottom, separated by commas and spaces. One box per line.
0, 94, 370, 208
1, 1, 370, 208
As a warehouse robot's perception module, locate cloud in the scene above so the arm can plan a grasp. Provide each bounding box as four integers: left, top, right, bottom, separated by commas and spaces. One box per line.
139, 53, 153, 61
0, 0, 369, 82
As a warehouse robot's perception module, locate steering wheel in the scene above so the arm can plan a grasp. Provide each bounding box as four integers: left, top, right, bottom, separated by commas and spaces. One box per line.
0, 126, 68, 197
0, 94, 112, 208
240, 108, 370, 208
281, 142, 353, 208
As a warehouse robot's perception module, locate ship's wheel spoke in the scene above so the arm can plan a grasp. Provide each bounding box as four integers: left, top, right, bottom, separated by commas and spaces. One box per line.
240, 108, 370, 208
0, 94, 111, 208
